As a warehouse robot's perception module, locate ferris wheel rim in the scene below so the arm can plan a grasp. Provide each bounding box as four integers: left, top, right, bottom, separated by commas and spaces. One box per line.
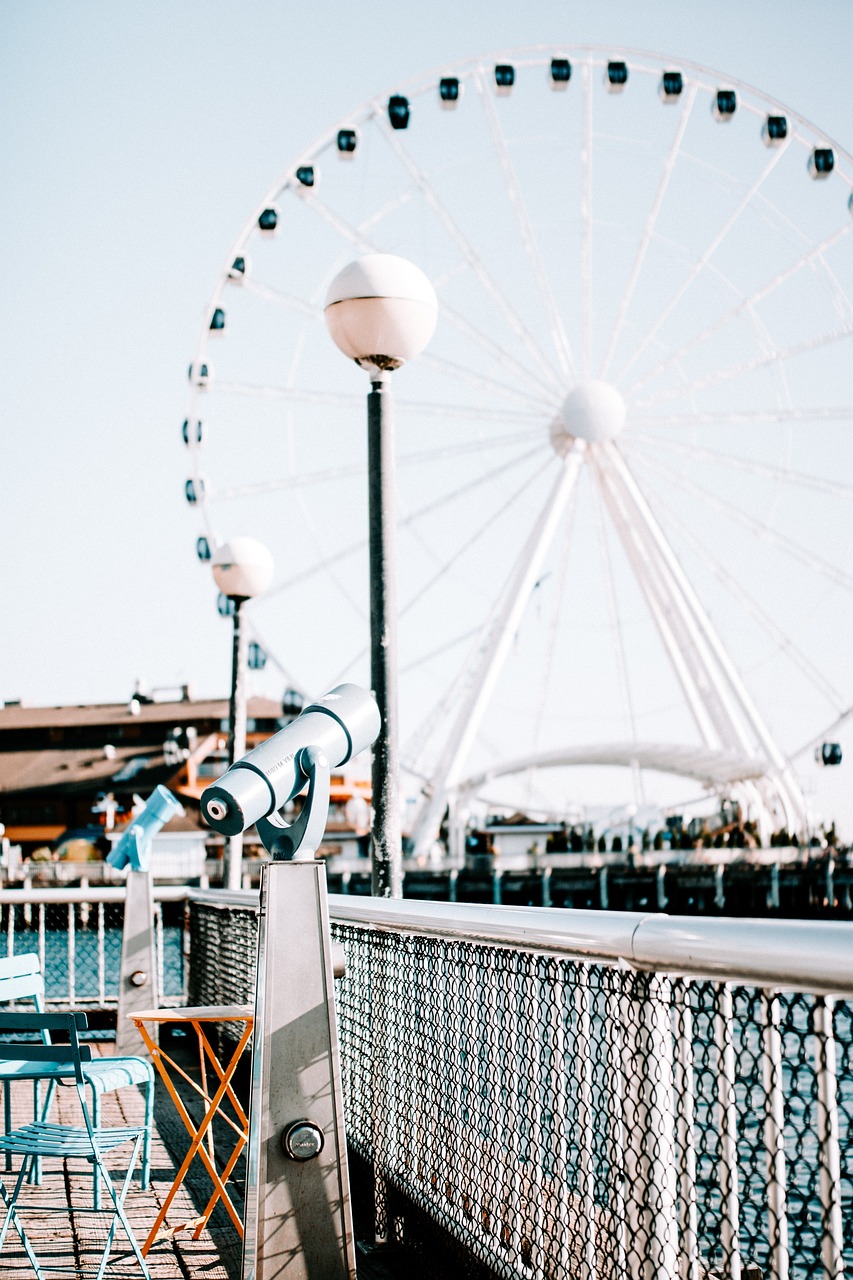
182, 42, 853, 837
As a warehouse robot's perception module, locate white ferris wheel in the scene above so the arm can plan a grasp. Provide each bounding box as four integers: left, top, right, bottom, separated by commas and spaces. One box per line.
183, 45, 853, 849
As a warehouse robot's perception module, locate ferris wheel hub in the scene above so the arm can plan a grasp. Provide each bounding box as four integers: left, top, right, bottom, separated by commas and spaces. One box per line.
551, 381, 627, 453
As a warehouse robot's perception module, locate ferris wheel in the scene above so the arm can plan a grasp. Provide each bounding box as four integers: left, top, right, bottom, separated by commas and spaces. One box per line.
183, 45, 853, 849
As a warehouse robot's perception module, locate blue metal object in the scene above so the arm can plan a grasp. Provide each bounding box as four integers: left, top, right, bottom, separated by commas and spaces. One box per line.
107, 786, 184, 872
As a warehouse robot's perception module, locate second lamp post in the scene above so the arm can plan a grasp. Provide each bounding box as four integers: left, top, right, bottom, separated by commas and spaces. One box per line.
324, 254, 438, 898
212, 537, 274, 891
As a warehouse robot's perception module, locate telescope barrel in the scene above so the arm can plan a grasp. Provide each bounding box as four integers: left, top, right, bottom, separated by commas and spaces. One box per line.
201, 684, 380, 837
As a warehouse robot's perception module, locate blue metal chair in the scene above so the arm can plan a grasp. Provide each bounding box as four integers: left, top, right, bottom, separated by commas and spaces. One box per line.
0, 1009, 151, 1279
0, 954, 153, 1204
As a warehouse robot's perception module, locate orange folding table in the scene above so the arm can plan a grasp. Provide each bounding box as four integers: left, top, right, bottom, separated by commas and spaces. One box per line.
129, 1004, 253, 1254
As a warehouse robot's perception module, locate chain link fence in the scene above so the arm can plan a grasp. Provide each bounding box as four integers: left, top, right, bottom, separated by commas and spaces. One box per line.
184, 893, 852, 1280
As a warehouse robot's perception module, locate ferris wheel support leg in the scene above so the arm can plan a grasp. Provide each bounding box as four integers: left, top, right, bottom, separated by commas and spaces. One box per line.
592, 452, 723, 752
410, 442, 586, 859
598, 443, 807, 836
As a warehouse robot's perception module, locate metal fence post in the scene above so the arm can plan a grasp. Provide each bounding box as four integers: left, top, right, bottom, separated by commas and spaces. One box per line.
623, 971, 679, 1280
715, 984, 742, 1280
813, 997, 843, 1280
115, 869, 157, 1055
242, 860, 355, 1280
673, 980, 699, 1280
762, 992, 789, 1280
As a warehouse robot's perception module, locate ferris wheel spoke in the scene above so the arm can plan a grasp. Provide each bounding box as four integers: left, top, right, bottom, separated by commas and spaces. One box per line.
401, 625, 484, 676
626, 221, 853, 396
598, 81, 699, 380
239, 277, 319, 317
631, 406, 853, 427
614, 144, 789, 385
636, 490, 847, 712
640, 453, 853, 593
594, 478, 641, 740
438, 300, 560, 398
373, 115, 564, 393
626, 431, 853, 500
633, 321, 853, 409
418, 350, 557, 409
215, 377, 547, 422
474, 70, 577, 380
264, 442, 550, 601
529, 485, 580, 755
400, 452, 555, 595
216, 380, 359, 405
580, 56, 593, 378
358, 188, 415, 234
302, 186, 558, 399
300, 190, 376, 254
400, 429, 546, 465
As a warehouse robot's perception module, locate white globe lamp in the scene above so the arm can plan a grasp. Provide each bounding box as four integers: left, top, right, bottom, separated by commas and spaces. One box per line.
324, 253, 438, 371
212, 537, 275, 601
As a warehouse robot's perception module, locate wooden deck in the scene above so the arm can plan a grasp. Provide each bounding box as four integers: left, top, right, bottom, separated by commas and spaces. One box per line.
0, 1032, 420, 1279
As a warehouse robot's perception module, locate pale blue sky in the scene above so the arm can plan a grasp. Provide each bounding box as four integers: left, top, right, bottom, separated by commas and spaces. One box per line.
3, 1, 853, 831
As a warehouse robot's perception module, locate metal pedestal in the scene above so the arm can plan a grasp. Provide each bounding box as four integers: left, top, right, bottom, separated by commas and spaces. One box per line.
242, 859, 355, 1280
115, 868, 158, 1055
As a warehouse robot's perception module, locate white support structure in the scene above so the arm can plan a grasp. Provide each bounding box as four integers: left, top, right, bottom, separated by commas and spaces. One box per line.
410, 441, 585, 857
592, 442, 808, 836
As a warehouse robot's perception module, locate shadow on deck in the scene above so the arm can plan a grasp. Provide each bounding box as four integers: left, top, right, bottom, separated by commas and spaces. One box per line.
0, 1031, 425, 1280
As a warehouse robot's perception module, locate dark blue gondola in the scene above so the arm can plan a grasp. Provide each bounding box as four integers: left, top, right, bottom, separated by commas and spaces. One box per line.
494, 64, 514, 94
763, 115, 788, 146
248, 642, 267, 671
185, 478, 204, 505
258, 207, 279, 233
209, 308, 225, 333
817, 742, 843, 766
182, 419, 202, 446
388, 95, 410, 129
607, 61, 628, 89
187, 363, 209, 386
295, 166, 314, 187
714, 89, 737, 119
229, 256, 246, 278
196, 536, 211, 563
439, 77, 460, 103
810, 147, 834, 178
337, 128, 358, 154
282, 687, 305, 717
550, 58, 571, 87
217, 593, 236, 618
660, 70, 683, 100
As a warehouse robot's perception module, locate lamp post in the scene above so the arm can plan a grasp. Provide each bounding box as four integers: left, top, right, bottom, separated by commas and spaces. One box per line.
212, 537, 274, 890
324, 254, 438, 898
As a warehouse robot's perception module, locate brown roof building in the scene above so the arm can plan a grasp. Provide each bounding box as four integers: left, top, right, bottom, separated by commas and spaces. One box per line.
0, 693, 284, 849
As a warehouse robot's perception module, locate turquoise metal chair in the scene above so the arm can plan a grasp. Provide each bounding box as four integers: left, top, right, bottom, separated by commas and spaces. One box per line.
0, 954, 153, 1205
0, 1009, 151, 1279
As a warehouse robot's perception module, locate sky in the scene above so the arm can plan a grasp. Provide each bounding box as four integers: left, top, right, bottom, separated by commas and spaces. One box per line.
2, 0, 853, 835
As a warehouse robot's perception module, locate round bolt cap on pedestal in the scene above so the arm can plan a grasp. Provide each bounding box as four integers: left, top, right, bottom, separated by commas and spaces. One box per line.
281, 1120, 325, 1162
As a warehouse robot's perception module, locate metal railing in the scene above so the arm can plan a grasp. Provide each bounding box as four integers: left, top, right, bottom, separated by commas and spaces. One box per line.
188, 892, 853, 1280
3, 881, 852, 1277
0, 885, 189, 1009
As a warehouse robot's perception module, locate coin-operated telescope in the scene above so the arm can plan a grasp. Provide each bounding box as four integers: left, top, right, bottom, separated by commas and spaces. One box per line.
111, 786, 184, 1054
202, 684, 380, 1280
108, 785, 184, 871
